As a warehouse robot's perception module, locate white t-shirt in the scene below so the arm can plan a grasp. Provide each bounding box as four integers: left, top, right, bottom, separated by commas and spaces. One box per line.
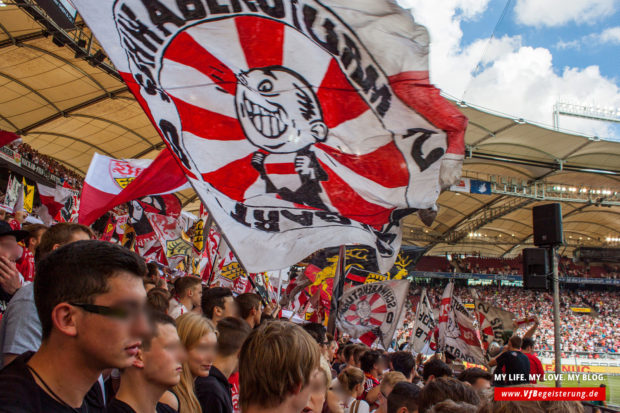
343, 396, 370, 413
168, 297, 189, 319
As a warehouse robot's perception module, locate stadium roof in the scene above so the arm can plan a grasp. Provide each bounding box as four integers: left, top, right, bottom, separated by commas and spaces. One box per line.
1, 2, 619, 258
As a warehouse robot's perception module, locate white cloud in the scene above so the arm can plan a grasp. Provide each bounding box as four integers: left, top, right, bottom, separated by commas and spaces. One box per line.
597, 26, 620, 44
555, 39, 581, 50
514, 0, 617, 27
397, 0, 620, 140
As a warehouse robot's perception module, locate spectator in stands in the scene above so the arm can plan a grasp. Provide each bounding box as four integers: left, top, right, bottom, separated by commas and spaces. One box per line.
196, 317, 251, 413
489, 335, 530, 386
143, 279, 156, 293
0, 221, 27, 318
146, 288, 171, 314
202, 287, 238, 324
360, 350, 384, 405
387, 382, 420, 413
302, 322, 329, 360
426, 400, 478, 413
375, 372, 407, 413
235, 293, 262, 328
418, 377, 480, 413
326, 333, 338, 364
457, 368, 492, 390
389, 351, 417, 382
521, 338, 544, 384
16, 224, 47, 283
239, 321, 320, 413
0, 222, 92, 367
422, 358, 452, 383
108, 311, 185, 413
168, 276, 202, 319
168, 313, 218, 412
337, 367, 370, 413
0, 240, 149, 411
306, 357, 338, 413
8, 210, 28, 231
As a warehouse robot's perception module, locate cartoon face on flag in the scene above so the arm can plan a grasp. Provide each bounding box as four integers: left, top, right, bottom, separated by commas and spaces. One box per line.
73, 0, 467, 273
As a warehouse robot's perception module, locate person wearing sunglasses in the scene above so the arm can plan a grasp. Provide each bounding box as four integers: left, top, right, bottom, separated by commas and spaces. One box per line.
0, 240, 150, 413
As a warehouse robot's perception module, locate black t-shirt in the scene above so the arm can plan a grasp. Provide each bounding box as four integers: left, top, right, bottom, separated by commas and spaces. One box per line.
493, 349, 531, 386
0, 351, 105, 413
106, 398, 176, 413
195, 366, 232, 413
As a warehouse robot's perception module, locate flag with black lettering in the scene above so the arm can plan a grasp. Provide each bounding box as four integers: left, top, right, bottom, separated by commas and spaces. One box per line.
336, 279, 409, 348
474, 300, 516, 355
72, 0, 466, 273
438, 283, 485, 364
410, 289, 436, 354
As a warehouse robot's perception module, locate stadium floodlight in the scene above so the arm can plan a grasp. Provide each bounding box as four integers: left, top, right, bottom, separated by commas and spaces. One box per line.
554, 101, 620, 130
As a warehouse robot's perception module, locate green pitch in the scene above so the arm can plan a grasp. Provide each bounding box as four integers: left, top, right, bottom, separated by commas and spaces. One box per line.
540, 375, 620, 406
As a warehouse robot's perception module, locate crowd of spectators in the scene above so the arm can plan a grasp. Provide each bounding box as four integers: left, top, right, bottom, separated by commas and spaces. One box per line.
5, 142, 82, 189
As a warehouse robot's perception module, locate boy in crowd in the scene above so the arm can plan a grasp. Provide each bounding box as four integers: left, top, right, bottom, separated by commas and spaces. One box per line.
196, 317, 252, 413
202, 287, 238, 324
457, 368, 493, 390
0, 240, 149, 412
389, 351, 417, 382
360, 350, 385, 404
108, 311, 185, 413
422, 359, 452, 384
387, 382, 421, 413
239, 321, 321, 413
235, 293, 262, 328
168, 276, 202, 319
0, 223, 93, 367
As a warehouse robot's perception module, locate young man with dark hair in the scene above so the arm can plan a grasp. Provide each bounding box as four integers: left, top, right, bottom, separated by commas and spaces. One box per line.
239, 320, 321, 413
202, 287, 238, 323
235, 293, 262, 328
16, 224, 47, 283
168, 276, 202, 319
457, 367, 493, 390
302, 322, 329, 359
108, 311, 185, 413
422, 358, 452, 383
417, 377, 480, 413
0, 223, 92, 367
390, 351, 416, 382
196, 317, 252, 413
387, 382, 420, 413
0, 240, 150, 412
360, 349, 384, 405
521, 337, 544, 384
489, 335, 530, 386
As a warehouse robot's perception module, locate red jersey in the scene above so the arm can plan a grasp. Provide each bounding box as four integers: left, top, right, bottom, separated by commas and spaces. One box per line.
16, 247, 35, 283
8, 219, 21, 230
526, 353, 544, 383
361, 372, 380, 400
229, 371, 240, 413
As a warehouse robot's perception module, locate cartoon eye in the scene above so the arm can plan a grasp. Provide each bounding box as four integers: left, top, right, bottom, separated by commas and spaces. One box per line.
257, 79, 273, 93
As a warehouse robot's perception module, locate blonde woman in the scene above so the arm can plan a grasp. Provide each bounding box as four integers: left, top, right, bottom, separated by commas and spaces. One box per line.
337, 367, 369, 413
160, 313, 217, 412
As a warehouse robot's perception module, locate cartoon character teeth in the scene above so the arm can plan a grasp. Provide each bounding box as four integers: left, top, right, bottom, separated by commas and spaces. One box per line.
235, 66, 330, 210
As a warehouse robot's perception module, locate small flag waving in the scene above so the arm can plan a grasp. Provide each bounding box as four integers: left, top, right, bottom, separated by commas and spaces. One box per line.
79, 149, 188, 225
410, 289, 436, 354
336, 279, 409, 348
36, 183, 73, 225
438, 283, 485, 364
473, 300, 516, 355
72, 0, 467, 273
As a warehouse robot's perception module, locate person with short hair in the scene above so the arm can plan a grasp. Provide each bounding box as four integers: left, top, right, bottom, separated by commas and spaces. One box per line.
387, 381, 420, 413
305, 357, 339, 413
417, 377, 480, 413
168, 313, 218, 413
457, 367, 493, 390
337, 367, 370, 413
196, 317, 252, 413
303, 322, 329, 359
16, 224, 47, 283
235, 293, 262, 328
360, 350, 384, 405
146, 288, 171, 314
426, 399, 478, 413
389, 351, 416, 382
0, 240, 150, 412
202, 287, 238, 323
169, 276, 202, 319
326, 333, 338, 363
489, 335, 530, 386
422, 358, 452, 383
239, 320, 321, 413
0, 223, 93, 367
108, 311, 186, 413
0, 220, 27, 316
375, 372, 408, 413
144, 279, 157, 293
521, 338, 544, 384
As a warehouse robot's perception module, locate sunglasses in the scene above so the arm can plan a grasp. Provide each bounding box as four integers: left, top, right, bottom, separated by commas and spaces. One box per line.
70, 302, 144, 321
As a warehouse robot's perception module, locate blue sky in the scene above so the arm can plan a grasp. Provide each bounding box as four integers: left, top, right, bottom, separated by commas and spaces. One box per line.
400, 0, 620, 141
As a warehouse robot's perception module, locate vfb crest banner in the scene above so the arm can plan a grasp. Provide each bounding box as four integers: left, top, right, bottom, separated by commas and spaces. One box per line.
73, 0, 467, 273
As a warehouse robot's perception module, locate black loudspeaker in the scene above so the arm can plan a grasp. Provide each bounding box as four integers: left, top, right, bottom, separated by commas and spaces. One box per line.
533, 203, 563, 247
523, 248, 549, 290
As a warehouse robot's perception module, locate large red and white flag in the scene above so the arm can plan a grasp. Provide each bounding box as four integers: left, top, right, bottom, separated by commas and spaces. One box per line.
473, 299, 516, 355
36, 184, 73, 225
73, 0, 467, 273
438, 283, 485, 364
410, 288, 437, 354
147, 212, 193, 269
79, 149, 188, 225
